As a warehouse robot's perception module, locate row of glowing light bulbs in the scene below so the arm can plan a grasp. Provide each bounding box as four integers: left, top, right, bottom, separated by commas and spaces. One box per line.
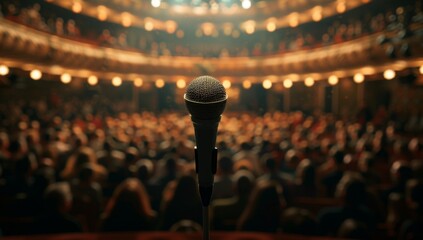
151, 0, 252, 9
1, 65, 422, 89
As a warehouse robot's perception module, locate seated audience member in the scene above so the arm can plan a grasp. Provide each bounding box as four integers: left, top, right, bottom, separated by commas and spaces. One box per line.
213, 155, 234, 200
135, 158, 154, 185
337, 219, 370, 239
61, 147, 107, 182
100, 178, 156, 232
399, 180, 423, 240
281, 149, 300, 180
318, 173, 376, 236
233, 142, 261, 174
292, 158, 317, 198
386, 193, 407, 238
321, 149, 346, 197
149, 155, 178, 211
70, 164, 102, 231
258, 154, 293, 203
159, 175, 202, 230
212, 169, 255, 230
358, 152, 381, 186
170, 220, 202, 233
4, 153, 37, 196
237, 181, 285, 233
32, 182, 82, 234
280, 207, 317, 236
383, 161, 413, 203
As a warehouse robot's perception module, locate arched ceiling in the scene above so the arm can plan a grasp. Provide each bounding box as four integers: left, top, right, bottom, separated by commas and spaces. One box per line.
45, 0, 369, 32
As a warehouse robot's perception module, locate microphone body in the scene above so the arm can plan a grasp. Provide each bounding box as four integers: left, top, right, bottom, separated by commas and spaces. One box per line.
184, 76, 227, 207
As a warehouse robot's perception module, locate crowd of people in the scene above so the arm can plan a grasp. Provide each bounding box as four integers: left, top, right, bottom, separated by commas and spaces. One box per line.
1, 0, 421, 58
0, 95, 422, 239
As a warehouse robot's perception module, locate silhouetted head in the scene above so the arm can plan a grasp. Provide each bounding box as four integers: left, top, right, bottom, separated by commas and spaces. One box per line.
281, 207, 317, 236
406, 179, 423, 214
358, 152, 375, 172
337, 219, 370, 239
218, 154, 233, 175
44, 182, 72, 213
233, 169, 255, 197
105, 178, 154, 218
184, 76, 227, 120
336, 173, 367, 207
391, 161, 413, 185
295, 159, 316, 187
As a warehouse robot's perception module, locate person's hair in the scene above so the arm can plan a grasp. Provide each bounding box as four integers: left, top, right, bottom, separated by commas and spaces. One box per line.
170, 220, 202, 233
44, 182, 72, 213
336, 173, 367, 206
237, 181, 284, 232
15, 153, 37, 176
391, 161, 413, 185
104, 178, 154, 219
135, 159, 154, 182
125, 147, 139, 165
358, 152, 375, 172
167, 175, 200, 208
295, 158, 316, 187
218, 154, 233, 174
281, 207, 316, 236
233, 169, 255, 197
61, 147, 98, 179
330, 148, 345, 166
285, 149, 299, 165
261, 153, 277, 171
406, 179, 423, 213
78, 164, 94, 182
337, 219, 370, 239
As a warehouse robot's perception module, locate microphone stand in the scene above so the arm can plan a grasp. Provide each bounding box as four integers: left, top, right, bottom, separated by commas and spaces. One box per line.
202, 206, 210, 240
195, 147, 217, 240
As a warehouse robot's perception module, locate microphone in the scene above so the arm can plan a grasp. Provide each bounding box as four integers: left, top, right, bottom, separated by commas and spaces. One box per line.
184, 76, 227, 206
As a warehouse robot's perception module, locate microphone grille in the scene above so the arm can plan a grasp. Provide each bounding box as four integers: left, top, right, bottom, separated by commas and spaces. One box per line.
185, 76, 226, 103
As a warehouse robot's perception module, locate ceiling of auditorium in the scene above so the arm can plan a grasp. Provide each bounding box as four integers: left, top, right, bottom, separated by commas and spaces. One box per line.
45, 0, 368, 32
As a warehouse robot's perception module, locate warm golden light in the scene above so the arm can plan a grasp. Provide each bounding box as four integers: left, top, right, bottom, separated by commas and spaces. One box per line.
165, 21, 177, 34
262, 79, 272, 89
337, 1, 346, 13
87, 75, 98, 86
121, 12, 132, 27
30, 69, 42, 80
383, 69, 396, 80
242, 80, 252, 89
420, 65, 423, 75
222, 80, 231, 89
144, 19, 154, 31
61, 73, 72, 84
288, 13, 299, 27
312, 6, 322, 22
155, 78, 165, 88
134, 77, 143, 87
223, 23, 233, 36
328, 75, 339, 85
266, 19, 277, 32
97, 5, 108, 21
353, 73, 365, 83
244, 20, 256, 34
112, 76, 122, 87
304, 77, 315, 87
176, 30, 184, 38
283, 79, 293, 88
176, 79, 186, 89
201, 22, 215, 36
0, 65, 9, 76
72, 1, 82, 13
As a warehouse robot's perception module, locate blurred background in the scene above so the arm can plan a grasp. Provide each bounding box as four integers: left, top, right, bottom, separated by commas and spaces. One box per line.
0, 0, 423, 239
